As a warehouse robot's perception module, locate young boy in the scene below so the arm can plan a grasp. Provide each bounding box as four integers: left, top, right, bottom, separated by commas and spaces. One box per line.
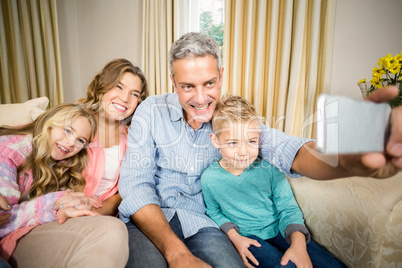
201, 95, 346, 268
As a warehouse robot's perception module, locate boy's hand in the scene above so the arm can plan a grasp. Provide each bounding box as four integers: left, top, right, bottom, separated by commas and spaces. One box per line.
281, 245, 312, 268
281, 231, 312, 268
227, 229, 261, 268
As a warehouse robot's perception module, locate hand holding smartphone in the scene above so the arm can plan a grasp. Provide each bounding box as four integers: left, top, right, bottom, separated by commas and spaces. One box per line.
316, 94, 391, 154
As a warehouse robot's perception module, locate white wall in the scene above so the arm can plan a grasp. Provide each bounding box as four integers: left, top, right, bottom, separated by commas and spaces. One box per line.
330, 0, 402, 99
57, 0, 143, 103
57, 0, 402, 102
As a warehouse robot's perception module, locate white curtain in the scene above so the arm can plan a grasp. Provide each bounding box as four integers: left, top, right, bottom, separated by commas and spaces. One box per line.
142, 0, 200, 96
222, 0, 336, 138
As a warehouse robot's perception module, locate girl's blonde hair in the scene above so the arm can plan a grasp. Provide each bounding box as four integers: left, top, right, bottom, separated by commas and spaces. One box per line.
79, 58, 149, 124
0, 103, 97, 201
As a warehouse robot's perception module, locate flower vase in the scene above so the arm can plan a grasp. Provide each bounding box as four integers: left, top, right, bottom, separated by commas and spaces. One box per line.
357, 82, 372, 98
358, 81, 402, 107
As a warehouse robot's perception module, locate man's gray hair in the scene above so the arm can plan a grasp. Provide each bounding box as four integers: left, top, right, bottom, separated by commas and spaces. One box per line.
168, 32, 222, 77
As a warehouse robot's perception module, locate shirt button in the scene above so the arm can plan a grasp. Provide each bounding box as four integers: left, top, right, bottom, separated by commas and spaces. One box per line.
177, 193, 181, 197
190, 167, 194, 171
193, 143, 196, 148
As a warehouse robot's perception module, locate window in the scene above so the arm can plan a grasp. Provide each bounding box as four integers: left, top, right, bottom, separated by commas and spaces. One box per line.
199, 0, 224, 56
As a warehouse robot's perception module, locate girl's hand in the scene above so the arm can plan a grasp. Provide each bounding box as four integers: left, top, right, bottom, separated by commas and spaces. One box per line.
227, 229, 261, 268
0, 194, 11, 227
54, 190, 102, 211
56, 206, 99, 224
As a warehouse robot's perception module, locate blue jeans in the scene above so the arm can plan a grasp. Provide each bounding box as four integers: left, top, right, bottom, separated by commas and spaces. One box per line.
125, 213, 243, 268
0, 257, 10, 268
247, 233, 347, 268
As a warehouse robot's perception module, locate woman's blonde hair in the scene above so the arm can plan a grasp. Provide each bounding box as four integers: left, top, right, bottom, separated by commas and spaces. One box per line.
79, 58, 149, 124
0, 103, 97, 201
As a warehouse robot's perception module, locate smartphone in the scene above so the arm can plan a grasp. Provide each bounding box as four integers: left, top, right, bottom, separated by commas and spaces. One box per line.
316, 94, 391, 154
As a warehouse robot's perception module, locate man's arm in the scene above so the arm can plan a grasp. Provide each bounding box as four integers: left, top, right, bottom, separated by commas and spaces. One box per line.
292, 86, 402, 180
132, 204, 211, 267
118, 100, 211, 268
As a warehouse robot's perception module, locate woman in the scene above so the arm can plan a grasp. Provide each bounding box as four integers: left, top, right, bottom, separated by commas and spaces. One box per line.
8, 59, 148, 267
76, 58, 149, 215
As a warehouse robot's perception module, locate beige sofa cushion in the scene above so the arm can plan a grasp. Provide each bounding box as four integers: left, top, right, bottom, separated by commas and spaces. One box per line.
288, 173, 402, 267
0, 97, 49, 126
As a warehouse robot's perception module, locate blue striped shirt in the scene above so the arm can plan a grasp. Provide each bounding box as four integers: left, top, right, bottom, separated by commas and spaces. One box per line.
118, 93, 308, 238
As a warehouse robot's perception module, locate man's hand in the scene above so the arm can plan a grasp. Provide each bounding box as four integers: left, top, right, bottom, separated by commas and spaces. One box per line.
227, 229, 261, 268
167, 252, 212, 268
294, 86, 402, 180
0, 194, 11, 227
342, 86, 402, 178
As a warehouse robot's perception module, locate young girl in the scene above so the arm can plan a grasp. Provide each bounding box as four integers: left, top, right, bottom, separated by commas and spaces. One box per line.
0, 103, 97, 247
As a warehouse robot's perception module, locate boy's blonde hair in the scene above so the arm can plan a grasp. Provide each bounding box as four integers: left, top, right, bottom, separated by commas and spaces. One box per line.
212, 95, 261, 135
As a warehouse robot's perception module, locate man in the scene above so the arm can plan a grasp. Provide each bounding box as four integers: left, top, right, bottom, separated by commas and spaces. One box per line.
118, 32, 402, 268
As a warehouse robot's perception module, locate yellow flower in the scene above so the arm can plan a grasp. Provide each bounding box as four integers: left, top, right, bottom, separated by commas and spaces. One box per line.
371, 80, 382, 88
371, 72, 382, 80
361, 52, 401, 107
378, 54, 393, 69
389, 65, 400, 75
372, 66, 385, 75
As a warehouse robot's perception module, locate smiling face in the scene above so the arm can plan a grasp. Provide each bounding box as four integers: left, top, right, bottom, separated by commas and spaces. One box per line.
50, 116, 92, 161
211, 120, 261, 175
170, 55, 223, 130
101, 72, 143, 122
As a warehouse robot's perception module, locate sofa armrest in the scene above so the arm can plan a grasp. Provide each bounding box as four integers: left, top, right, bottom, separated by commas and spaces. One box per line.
288, 174, 402, 267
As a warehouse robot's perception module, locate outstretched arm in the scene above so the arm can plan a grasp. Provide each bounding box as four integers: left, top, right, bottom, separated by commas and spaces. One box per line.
292, 86, 401, 180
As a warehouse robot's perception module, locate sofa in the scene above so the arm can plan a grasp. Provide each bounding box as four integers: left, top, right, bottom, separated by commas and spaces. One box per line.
1, 97, 401, 267
288, 174, 402, 267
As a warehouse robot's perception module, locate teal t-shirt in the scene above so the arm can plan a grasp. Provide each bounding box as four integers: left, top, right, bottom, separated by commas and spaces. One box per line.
201, 157, 305, 240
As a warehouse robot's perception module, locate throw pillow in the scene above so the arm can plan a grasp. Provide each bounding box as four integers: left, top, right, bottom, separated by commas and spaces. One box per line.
0, 97, 49, 127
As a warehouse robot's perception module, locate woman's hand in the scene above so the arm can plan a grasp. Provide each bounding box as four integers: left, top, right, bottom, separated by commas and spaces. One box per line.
53, 190, 102, 211
0, 194, 11, 227
56, 206, 99, 224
